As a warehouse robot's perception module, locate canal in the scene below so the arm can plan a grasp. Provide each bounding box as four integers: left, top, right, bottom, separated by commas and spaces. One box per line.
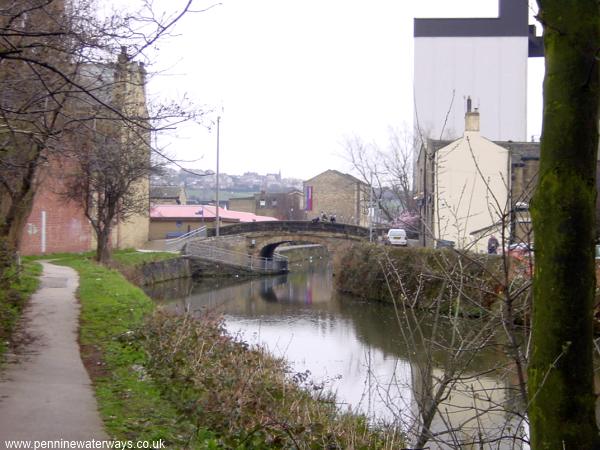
146, 261, 528, 449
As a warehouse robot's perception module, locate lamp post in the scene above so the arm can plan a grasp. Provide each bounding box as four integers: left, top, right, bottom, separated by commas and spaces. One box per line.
369, 173, 373, 242
215, 116, 221, 237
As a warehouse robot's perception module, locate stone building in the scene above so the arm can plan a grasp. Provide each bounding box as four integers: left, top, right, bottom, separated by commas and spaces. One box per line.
19, 49, 150, 255
415, 106, 541, 252
228, 190, 304, 220
303, 170, 369, 226
150, 185, 187, 205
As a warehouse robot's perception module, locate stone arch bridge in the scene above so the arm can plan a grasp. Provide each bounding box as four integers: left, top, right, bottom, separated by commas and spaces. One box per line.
203, 220, 373, 262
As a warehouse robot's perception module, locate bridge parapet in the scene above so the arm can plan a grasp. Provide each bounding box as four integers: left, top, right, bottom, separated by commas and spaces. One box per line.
207, 220, 370, 238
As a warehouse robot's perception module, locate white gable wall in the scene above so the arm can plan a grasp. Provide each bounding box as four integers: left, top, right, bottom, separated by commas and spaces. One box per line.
434, 131, 509, 252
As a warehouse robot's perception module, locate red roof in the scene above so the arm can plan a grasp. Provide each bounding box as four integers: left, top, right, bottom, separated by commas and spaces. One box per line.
150, 204, 278, 223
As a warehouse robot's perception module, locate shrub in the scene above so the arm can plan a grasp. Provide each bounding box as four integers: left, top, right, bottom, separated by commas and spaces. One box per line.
142, 311, 404, 449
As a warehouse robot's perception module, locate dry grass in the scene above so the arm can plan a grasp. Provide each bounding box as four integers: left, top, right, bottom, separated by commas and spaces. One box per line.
142, 311, 405, 449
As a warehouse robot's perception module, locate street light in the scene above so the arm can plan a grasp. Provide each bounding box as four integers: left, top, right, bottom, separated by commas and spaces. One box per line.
369, 173, 373, 242
215, 116, 221, 237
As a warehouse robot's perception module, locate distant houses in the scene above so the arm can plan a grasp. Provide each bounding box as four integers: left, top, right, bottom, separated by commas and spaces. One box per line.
229, 190, 304, 221
150, 185, 187, 205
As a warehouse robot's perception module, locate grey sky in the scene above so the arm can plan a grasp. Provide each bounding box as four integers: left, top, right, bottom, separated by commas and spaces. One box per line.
125, 0, 543, 180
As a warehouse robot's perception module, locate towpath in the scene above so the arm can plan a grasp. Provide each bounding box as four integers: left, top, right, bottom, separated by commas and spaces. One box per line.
0, 261, 108, 446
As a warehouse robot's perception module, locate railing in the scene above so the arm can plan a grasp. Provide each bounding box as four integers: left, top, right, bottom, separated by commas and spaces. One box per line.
165, 226, 207, 252
185, 240, 288, 274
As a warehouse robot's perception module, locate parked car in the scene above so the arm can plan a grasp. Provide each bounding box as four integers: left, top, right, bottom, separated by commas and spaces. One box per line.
386, 228, 407, 246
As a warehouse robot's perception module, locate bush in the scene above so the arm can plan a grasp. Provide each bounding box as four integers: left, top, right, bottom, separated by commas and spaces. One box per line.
142, 311, 404, 449
336, 243, 505, 316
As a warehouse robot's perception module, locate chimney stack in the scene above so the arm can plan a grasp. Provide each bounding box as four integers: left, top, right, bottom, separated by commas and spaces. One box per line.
465, 96, 480, 132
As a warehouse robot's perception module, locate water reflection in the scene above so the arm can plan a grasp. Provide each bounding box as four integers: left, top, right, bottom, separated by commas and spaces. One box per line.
151, 263, 527, 449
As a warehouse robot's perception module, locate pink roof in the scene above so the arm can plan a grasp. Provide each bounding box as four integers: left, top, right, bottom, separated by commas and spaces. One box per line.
150, 204, 278, 222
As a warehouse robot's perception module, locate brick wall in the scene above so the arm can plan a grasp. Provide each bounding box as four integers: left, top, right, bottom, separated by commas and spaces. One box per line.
20, 52, 151, 255
19, 158, 93, 256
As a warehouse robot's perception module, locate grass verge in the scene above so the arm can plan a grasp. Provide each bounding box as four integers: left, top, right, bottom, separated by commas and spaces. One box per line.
51, 253, 402, 448
0, 259, 42, 359
111, 249, 177, 268
53, 254, 199, 446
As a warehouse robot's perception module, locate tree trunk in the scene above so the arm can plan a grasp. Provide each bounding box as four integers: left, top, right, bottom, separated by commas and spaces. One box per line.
95, 227, 112, 264
529, 2, 600, 448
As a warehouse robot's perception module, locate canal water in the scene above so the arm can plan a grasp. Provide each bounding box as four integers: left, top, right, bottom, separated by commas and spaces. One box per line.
146, 262, 528, 449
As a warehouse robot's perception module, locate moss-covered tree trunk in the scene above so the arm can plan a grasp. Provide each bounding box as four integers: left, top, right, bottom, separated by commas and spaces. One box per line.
529, 1, 600, 448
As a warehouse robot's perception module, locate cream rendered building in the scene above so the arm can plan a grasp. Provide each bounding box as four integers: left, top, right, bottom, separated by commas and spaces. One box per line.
425, 107, 510, 252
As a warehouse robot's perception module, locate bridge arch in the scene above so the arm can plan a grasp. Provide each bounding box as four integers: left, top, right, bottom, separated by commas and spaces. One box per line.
196, 220, 373, 270
250, 234, 364, 269
259, 241, 294, 259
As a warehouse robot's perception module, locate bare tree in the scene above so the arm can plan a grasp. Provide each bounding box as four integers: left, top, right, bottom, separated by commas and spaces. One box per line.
0, 0, 204, 271
342, 126, 418, 229
359, 128, 536, 449
61, 50, 161, 263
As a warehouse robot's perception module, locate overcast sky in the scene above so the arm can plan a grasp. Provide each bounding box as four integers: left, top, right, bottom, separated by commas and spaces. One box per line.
124, 0, 543, 180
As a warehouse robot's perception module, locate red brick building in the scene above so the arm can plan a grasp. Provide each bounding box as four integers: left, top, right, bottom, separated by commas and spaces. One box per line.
19, 157, 92, 255
19, 49, 150, 256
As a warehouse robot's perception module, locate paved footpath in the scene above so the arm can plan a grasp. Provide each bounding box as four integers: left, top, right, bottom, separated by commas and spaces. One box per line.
0, 261, 109, 446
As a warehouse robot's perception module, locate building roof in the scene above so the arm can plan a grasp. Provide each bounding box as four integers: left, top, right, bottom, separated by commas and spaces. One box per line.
150, 204, 278, 222
494, 141, 540, 164
304, 169, 366, 185
427, 138, 540, 166
150, 186, 182, 199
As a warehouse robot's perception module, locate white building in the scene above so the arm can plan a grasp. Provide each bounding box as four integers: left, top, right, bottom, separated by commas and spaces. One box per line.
416, 104, 546, 252
434, 108, 510, 252
413, 0, 543, 142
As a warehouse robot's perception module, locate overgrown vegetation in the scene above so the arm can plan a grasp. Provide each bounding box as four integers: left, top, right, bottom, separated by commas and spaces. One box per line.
0, 256, 41, 358
143, 312, 403, 449
335, 244, 533, 448
52, 254, 403, 448
336, 243, 518, 317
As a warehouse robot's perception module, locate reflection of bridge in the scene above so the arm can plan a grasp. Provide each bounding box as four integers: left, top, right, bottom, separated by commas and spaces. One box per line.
205, 220, 371, 258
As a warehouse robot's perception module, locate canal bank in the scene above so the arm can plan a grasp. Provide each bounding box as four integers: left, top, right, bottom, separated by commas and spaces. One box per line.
334, 243, 524, 315
153, 257, 529, 449
51, 252, 403, 448
107, 245, 532, 448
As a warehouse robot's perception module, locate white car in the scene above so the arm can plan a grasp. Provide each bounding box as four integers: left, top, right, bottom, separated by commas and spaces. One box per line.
387, 228, 407, 246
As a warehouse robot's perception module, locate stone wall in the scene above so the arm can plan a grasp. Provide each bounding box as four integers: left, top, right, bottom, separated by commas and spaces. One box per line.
304, 170, 368, 226
137, 257, 192, 285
